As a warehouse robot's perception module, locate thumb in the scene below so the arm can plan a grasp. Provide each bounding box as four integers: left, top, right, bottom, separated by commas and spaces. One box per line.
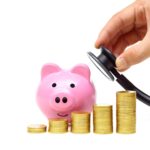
116, 38, 150, 71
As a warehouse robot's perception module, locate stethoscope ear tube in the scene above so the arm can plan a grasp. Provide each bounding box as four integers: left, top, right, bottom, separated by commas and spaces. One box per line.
111, 68, 150, 106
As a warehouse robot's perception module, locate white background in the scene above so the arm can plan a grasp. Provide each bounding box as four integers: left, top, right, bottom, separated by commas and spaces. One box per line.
0, 0, 150, 149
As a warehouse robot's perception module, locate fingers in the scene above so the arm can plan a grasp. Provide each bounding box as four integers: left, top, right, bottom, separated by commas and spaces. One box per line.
116, 34, 150, 71
95, 3, 135, 49
95, 0, 150, 72
112, 28, 146, 56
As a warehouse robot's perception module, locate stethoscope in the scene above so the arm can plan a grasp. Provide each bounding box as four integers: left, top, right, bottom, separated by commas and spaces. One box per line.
87, 46, 150, 106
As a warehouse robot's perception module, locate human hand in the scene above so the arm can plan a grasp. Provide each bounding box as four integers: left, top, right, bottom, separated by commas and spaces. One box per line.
95, 0, 150, 71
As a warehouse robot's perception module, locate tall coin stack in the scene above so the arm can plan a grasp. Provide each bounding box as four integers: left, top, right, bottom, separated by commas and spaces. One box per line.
116, 91, 136, 134
93, 105, 113, 134
71, 112, 90, 133
48, 118, 68, 133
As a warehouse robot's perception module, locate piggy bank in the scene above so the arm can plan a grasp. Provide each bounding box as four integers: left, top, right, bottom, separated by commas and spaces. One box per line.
36, 63, 95, 121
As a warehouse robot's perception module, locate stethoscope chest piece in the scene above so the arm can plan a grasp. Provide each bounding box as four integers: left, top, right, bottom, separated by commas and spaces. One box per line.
87, 46, 150, 106
88, 47, 116, 81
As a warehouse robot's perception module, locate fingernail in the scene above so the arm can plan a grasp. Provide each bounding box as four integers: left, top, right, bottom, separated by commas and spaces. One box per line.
116, 57, 128, 71
95, 41, 100, 49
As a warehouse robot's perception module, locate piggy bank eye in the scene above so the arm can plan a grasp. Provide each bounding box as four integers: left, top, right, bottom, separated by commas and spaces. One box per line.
52, 83, 57, 87
70, 83, 75, 88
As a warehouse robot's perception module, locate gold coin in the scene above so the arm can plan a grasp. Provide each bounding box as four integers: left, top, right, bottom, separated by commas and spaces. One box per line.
93, 104, 113, 134
116, 91, 136, 134
48, 118, 68, 133
71, 112, 90, 133
27, 124, 47, 133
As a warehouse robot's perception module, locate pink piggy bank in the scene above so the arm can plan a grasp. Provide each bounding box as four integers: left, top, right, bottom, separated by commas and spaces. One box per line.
36, 63, 95, 121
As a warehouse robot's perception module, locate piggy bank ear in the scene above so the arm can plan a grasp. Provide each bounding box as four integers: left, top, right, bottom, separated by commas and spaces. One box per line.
71, 64, 90, 80
41, 63, 61, 79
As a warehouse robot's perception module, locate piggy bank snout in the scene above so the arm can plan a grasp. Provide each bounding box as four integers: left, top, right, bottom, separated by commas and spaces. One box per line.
50, 92, 75, 112
54, 96, 68, 104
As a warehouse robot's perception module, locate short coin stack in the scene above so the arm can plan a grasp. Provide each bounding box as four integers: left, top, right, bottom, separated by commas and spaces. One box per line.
27, 124, 47, 133
48, 118, 68, 133
116, 91, 136, 134
71, 112, 90, 133
93, 105, 113, 134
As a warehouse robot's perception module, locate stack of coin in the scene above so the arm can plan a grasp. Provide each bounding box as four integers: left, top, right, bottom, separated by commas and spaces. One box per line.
71, 112, 90, 133
48, 118, 68, 133
93, 105, 113, 134
27, 124, 47, 133
116, 91, 136, 134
